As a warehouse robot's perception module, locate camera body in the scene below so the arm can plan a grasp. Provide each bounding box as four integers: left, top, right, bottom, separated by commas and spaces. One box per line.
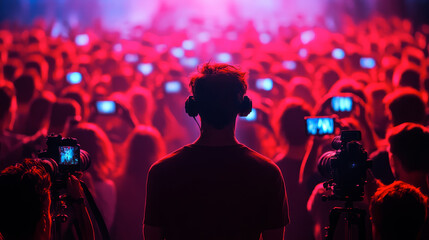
38, 134, 90, 175
318, 131, 370, 201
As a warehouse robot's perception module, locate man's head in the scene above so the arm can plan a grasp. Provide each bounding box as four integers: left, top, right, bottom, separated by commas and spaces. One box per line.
370, 181, 427, 240
13, 72, 41, 106
384, 88, 426, 126
277, 98, 311, 146
0, 159, 52, 240
398, 69, 420, 91
187, 63, 250, 129
387, 123, 429, 175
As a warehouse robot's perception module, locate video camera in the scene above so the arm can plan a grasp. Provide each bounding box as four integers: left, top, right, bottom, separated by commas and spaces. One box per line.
38, 134, 90, 178
318, 131, 371, 201
36, 135, 110, 239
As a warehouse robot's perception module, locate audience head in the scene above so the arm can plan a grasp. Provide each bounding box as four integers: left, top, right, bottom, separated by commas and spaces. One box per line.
189, 63, 248, 129
0, 159, 52, 240
61, 87, 89, 121
13, 72, 40, 106
276, 98, 311, 147
288, 77, 315, 107
384, 88, 426, 126
3, 59, 23, 81
398, 69, 421, 91
0, 82, 16, 129
319, 68, 340, 93
329, 79, 367, 103
365, 83, 390, 138
68, 123, 115, 180
129, 87, 155, 125
387, 123, 429, 175
24, 91, 56, 135
370, 181, 427, 240
122, 125, 165, 178
48, 98, 81, 135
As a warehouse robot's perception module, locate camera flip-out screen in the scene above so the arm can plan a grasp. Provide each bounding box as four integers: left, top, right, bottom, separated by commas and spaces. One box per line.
59, 146, 79, 165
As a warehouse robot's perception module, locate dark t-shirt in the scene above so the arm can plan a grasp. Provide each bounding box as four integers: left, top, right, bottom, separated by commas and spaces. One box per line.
144, 143, 289, 240
276, 156, 315, 240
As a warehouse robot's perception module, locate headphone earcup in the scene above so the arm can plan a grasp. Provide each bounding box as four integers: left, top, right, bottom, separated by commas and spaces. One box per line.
185, 96, 199, 117
239, 96, 252, 117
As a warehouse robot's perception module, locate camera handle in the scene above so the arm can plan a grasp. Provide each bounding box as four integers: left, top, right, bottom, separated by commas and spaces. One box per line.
324, 201, 366, 240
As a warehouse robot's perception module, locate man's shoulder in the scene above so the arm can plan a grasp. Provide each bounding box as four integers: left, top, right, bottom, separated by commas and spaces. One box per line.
150, 143, 279, 173
243, 145, 281, 171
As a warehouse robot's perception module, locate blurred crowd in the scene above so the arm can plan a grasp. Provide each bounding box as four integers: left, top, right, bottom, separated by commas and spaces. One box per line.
0, 13, 428, 240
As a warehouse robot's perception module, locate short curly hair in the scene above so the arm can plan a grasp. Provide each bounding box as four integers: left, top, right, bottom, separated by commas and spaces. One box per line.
387, 123, 429, 172
370, 181, 427, 240
189, 63, 247, 129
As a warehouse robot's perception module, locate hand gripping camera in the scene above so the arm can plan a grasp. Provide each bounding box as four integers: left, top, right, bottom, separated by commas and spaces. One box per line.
38, 134, 90, 177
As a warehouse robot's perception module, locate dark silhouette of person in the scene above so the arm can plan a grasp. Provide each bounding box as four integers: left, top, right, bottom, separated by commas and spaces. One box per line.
144, 63, 289, 240
0, 159, 94, 240
370, 181, 428, 240
274, 98, 314, 240
112, 125, 166, 240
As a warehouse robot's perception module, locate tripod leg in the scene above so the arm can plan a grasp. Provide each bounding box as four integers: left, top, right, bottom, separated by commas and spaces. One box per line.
358, 209, 366, 240
326, 208, 342, 240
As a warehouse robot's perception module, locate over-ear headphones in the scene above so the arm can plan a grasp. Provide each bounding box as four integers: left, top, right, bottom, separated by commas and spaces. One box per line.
184, 95, 253, 117
238, 96, 252, 117
185, 96, 199, 117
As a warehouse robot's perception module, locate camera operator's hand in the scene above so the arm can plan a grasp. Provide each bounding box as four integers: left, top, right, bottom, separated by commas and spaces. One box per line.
66, 175, 85, 201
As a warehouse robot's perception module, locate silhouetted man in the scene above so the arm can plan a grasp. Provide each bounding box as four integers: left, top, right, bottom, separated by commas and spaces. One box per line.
144, 63, 289, 240
370, 181, 427, 240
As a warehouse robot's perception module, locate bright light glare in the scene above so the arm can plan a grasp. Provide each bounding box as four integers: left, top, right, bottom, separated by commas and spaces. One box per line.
299, 48, 308, 58
155, 44, 167, 52
226, 31, 238, 40
67, 72, 82, 84
75, 34, 89, 46
165, 81, 182, 93
282, 61, 297, 70
171, 47, 185, 58
256, 78, 273, 91
125, 54, 139, 63
51, 22, 68, 38
137, 63, 153, 76
300, 30, 315, 44
217, 53, 232, 63
332, 48, 345, 59
360, 58, 376, 69
197, 32, 211, 42
113, 43, 123, 52
182, 40, 195, 50
244, 108, 257, 121
180, 57, 199, 68
259, 33, 271, 44
96, 101, 116, 114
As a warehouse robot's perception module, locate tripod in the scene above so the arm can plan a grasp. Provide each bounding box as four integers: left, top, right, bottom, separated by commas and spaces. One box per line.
51, 180, 110, 240
324, 201, 367, 240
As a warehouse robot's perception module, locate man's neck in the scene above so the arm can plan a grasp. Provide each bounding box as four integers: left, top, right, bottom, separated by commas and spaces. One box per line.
400, 171, 429, 196
194, 119, 239, 146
